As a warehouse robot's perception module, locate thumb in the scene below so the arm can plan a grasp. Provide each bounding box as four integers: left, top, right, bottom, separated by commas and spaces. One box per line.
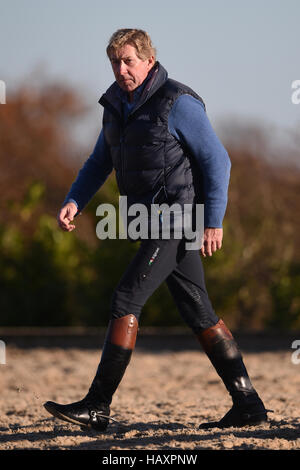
66, 208, 75, 221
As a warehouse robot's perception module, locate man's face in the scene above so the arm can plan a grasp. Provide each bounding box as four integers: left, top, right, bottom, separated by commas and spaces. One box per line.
110, 44, 155, 95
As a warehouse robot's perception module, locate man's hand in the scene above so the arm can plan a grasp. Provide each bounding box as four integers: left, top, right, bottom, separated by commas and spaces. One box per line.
200, 227, 223, 257
57, 202, 79, 232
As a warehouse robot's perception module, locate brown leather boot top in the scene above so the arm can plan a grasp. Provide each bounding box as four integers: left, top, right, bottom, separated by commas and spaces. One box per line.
106, 314, 138, 350
197, 319, 233, 354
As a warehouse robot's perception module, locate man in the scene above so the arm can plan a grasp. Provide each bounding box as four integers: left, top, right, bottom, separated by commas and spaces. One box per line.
44, 29, 270, 431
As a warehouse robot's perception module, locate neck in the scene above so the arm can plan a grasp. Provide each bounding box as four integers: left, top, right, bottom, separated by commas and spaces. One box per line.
127, 92, 134, 103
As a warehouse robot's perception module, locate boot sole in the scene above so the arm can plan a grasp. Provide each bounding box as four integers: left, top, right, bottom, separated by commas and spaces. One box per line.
199, 414, 268, 429
43, 402, 111, 431
43, 402, 89, 428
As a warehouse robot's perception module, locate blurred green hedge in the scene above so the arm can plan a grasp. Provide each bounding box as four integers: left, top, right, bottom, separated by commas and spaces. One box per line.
1, 168, 299, 331
1, 82, 299, 330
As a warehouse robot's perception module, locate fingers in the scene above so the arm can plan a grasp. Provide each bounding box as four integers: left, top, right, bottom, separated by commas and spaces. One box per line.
203, 239, 213, 257
58, 213, 74, 231
57, 204, 78, 231
200, 228, 223, 257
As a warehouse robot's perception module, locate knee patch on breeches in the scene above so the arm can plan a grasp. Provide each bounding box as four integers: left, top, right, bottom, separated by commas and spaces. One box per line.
110, 288, 144, 320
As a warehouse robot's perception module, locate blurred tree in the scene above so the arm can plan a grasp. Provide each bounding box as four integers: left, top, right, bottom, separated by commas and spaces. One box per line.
0, 80, 299, 330
0, 83, 84, 210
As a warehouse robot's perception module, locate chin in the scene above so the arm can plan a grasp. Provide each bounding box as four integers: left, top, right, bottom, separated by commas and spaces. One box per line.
119, 84, 132, 92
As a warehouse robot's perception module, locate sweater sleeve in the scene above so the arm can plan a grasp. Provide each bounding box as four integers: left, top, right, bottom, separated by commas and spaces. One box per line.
168, 94, 231, 228
63, 130, 113, 212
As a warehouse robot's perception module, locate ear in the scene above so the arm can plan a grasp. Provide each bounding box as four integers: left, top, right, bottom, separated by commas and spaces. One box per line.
147, 55, 155, 69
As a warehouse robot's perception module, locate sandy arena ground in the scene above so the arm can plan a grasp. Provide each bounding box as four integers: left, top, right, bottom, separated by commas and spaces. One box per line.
0, 335, 300, 451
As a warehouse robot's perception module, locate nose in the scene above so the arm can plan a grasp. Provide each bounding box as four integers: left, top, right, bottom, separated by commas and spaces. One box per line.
117, 61, 128, 77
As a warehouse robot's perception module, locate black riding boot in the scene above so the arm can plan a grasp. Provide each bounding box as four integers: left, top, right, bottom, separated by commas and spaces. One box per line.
197, 319, 270, 429
44, 314, 138, 431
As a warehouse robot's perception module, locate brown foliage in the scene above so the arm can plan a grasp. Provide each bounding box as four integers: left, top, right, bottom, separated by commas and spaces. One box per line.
0, 82, 86, 224
219, 143, 300, 330
1, 80, 299, 329
227, 145, 300, 262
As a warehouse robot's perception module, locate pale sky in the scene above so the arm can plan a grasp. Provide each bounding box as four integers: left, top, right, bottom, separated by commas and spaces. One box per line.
1, 0, 299, 150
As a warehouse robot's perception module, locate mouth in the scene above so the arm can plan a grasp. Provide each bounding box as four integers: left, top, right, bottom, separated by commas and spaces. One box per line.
120, 78, 132, 84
